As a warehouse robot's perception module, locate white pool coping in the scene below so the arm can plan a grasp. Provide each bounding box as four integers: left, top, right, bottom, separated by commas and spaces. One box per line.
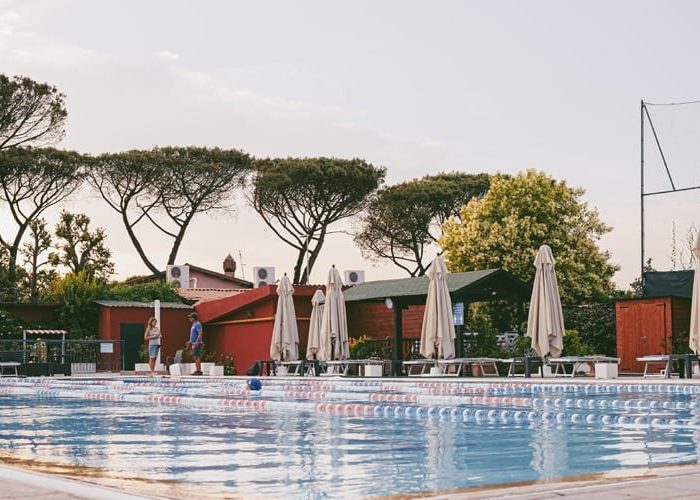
0, 463, 151, 499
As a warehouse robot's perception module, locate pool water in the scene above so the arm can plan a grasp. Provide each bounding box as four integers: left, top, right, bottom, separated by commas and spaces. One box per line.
2, 377, 700, 498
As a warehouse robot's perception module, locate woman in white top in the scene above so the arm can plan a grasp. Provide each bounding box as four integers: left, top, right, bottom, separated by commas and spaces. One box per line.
144, 317, 162, 375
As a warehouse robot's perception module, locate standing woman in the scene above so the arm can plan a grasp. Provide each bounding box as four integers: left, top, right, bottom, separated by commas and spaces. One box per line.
144, 317, 161, 375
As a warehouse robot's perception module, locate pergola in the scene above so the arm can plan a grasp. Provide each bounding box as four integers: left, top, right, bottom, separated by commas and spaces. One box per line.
344, 268, 531, 361
23, 329, 68, 360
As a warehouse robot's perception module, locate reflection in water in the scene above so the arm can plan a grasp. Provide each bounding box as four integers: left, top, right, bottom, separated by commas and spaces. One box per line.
2, 392, 700, 497
530, 424, 568, 481
425, 419, 458, 492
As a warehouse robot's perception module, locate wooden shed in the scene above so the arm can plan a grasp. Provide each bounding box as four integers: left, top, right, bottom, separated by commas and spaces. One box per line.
615, 296, 691, 373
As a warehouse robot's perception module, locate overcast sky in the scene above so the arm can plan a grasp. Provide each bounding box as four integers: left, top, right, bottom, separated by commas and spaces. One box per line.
1, 0, 699, 287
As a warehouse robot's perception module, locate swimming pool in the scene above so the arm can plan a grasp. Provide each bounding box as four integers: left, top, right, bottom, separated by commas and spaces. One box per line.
2, 377, 700, 497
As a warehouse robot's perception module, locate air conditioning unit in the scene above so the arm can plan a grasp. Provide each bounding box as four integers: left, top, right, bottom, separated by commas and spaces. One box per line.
253, 266, 275, 288
344, 270, 365, 286
166, 264, 190, 289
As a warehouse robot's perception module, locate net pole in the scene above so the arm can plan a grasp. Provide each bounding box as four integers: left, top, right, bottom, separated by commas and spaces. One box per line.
640, 100, 645, 290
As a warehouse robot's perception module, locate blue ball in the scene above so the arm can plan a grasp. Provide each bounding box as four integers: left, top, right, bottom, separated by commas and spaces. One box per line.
247, 378, 262, 391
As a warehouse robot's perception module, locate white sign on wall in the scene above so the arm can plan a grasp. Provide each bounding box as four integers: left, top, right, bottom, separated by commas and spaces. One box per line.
100, 343, 114, 354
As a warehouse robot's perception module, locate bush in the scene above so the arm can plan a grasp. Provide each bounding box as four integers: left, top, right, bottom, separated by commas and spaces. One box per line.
0, 309, 27, 339
563, 302, 616, 356
349, 335, 390, 359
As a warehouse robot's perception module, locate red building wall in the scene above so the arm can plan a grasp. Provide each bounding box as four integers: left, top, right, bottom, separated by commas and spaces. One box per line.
346, 303, 425, 340
195, 286, 429, 374
0, 303, 59, 325
98, 306, 192, 364
197, 285, 317, 374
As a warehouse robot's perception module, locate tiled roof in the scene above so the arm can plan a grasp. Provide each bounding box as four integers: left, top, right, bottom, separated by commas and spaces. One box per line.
94, 300, 193, 310
178, 288, 246, 304
343, 268, 530, 304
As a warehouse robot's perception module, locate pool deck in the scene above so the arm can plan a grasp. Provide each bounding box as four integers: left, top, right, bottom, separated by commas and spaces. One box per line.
429, 462, 700, 499
0, 463, 151, 499
6, 460, 700, 500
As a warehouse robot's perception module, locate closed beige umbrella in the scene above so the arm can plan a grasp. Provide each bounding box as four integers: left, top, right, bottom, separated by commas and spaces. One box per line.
420, 256, 456, 359
319, 265, 349, 360
527, 245, 564, 358
306, 289, 325, 360
689, 233, 700, 354
270, 274, 299, 361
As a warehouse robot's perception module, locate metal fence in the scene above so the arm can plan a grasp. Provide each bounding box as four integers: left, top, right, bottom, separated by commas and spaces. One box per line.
0, 339, 124, 375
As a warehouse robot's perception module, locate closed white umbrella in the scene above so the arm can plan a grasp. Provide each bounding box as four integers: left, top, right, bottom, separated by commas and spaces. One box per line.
270, 274, 299, 361
527, 245, 564, 358
306, 289, 325, 360
420, 256, 456, 359
689, 233, 700, 354
319, 265, 349, 360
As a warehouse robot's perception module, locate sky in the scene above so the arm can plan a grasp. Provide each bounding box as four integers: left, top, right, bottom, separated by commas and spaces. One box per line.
1, 0, 700, 287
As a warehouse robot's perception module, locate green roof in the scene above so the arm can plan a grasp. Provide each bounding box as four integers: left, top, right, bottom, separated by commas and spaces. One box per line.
343, 268, 530, 305
94, 300, 192, 310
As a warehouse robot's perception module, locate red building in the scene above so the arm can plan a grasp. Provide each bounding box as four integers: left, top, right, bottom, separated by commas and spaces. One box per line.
195, 285, 320, 375
96, 300, 193, 370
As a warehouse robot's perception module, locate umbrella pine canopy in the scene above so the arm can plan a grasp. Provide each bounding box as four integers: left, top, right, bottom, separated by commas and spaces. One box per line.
527, 245, 564, 358
270, 274, 299, 361
420, 256, 456, 360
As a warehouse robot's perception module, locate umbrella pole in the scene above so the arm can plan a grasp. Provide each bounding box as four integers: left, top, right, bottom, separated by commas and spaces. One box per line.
331, 338, 336, 361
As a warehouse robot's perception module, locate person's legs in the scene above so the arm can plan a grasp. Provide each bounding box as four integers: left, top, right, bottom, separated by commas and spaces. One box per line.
148, 345, 158, 374
192, 346, 202, 374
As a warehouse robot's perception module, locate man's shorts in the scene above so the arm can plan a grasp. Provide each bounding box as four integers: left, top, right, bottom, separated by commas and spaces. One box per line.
148, 344, 160, 358
192, 345, 202, 358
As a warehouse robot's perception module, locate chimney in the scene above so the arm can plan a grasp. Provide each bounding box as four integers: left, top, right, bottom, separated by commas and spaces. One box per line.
223, 253, 236, 277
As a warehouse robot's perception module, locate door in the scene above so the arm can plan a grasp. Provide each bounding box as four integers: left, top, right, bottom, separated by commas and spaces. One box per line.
618, 301, 667, 372
120, 323, 144, 371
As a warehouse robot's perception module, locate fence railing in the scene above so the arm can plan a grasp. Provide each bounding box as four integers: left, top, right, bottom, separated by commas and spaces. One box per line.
357, 338, 421, 360
0, 339, 124, 374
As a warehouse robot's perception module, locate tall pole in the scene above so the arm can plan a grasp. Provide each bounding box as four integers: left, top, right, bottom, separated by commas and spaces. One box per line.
640, 100, 645, 291
154, 299, 162, 370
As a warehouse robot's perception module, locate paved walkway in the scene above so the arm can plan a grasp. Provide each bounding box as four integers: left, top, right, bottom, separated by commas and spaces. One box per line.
0, 464, 150, 499
428, 463, 700, 499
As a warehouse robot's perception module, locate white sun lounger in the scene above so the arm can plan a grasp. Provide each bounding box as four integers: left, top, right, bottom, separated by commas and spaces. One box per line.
548, 356, 619, 378
437, 358, 500, 376
0, 361, 20, 377
403, 359, 437, 376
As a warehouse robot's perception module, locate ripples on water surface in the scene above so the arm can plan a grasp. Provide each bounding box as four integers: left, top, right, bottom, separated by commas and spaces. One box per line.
2, 381, 700, 498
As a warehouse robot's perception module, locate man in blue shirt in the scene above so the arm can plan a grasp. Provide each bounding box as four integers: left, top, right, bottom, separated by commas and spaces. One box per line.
187, 312, 204, 375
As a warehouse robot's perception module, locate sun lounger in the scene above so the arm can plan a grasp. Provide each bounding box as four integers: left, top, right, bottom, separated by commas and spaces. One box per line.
278, 360, 304, 375
504, 356, 544, 378
403, 359, 437, 376
0, 361, 20, 377
547, 356, 619, 378
323, 359, 389, 376
437, 358, 500, 376
636, 354, 698, 379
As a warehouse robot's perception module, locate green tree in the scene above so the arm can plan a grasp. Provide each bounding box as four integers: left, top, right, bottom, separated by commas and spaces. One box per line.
21, 218, 57, 302
90, 147, 252, 274
354, 172, 490, 276
250, 157, 386, 284
49, 211, 114, 281
0, 147, 86, 297
0, 74, 67, 150
106, 280, 182, 303
440, 170, 617, 303
47, 271, 107, 338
